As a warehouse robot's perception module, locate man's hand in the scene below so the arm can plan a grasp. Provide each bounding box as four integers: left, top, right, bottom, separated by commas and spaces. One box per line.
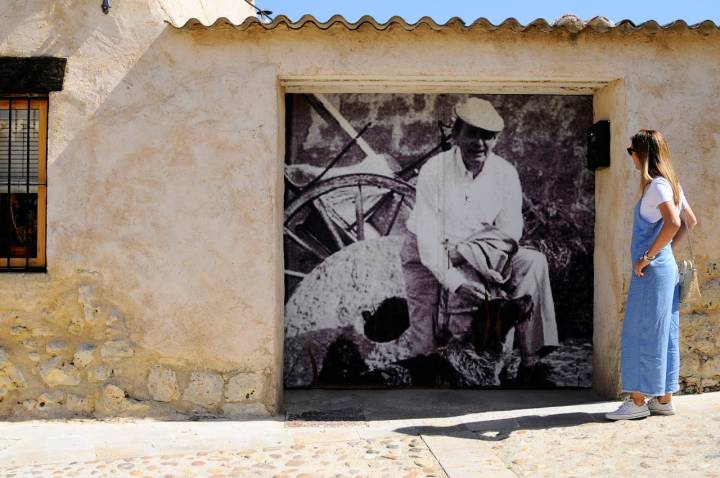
485, 269, 504, 283
456, 281, 487, 304
445, 242, 465, 267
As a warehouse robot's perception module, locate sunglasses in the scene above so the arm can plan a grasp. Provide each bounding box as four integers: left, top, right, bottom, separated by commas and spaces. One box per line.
626, 147, 635, 156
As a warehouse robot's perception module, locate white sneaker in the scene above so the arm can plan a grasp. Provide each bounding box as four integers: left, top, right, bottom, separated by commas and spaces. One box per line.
605, 398, 650, 421
647, 397, 676, 416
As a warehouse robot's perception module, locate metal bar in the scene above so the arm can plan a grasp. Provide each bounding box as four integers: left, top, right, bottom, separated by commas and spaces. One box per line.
384, 193, 404, 236
25, 98, 30, 270
395, 142, 444, 180
354, 185, 364, 241
6, 98, 11, 268
299, 122, 371, 193
309, 94, 377, 157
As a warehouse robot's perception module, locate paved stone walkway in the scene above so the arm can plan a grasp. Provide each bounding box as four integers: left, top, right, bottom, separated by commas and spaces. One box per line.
3, 436, 446, 478
1, 390, 718, 477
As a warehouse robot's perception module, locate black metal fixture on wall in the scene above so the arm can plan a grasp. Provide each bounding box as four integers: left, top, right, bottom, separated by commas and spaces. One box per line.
101, 0, 111, 14
586, 120, 610, 170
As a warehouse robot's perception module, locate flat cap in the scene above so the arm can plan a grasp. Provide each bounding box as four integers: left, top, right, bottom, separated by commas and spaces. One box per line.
454, 98, 504, 132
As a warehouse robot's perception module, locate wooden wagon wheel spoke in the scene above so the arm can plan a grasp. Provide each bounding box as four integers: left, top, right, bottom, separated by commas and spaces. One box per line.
283, 226, 328, 261
345, 190, 390, 232
284, 270, 307, 279
312, 199, 345, 251
384, 193, 404, 236
354, 185, 365, 241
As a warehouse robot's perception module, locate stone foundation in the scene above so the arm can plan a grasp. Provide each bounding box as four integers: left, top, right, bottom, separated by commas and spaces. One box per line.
0, 273, 269, 419
679, 260, 720, 393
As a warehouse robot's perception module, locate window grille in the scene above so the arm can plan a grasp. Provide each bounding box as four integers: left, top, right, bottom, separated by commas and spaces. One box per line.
0, 97, 47, 271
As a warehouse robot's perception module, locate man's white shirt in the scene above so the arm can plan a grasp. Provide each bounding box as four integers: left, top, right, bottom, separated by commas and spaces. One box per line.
406, 146, 524, 292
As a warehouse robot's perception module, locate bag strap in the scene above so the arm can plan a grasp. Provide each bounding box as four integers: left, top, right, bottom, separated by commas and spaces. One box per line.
683, 215, 695, 262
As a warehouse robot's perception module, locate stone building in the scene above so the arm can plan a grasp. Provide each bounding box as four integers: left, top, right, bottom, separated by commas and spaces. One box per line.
0, 0, 718, 419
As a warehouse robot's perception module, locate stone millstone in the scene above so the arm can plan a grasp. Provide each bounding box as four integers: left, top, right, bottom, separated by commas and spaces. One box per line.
284, 237, 411, 387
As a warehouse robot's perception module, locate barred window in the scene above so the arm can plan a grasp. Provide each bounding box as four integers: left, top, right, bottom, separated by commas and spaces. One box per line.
0, 97, 47, 271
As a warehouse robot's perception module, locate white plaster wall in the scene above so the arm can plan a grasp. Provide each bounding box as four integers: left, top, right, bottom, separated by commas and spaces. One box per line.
1, 0, 719, 417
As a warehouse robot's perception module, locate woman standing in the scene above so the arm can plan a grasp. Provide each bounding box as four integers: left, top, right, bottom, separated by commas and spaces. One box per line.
606, 129, 698, 421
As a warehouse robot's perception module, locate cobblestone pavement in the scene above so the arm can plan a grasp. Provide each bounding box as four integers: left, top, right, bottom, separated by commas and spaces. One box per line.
2, 436, 447, 478
414, 397, 720, 478
485, 412, 720, 477
1, 391, 719, 478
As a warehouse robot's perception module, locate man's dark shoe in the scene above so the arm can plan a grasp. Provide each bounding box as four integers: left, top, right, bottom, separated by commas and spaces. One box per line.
514, 361, 555, 387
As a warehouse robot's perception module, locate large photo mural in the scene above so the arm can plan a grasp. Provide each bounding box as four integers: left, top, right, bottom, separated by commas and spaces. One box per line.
283, 93, 594, 388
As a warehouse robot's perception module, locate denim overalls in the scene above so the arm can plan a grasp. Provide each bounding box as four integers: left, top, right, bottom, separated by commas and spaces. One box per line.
620, 199, 680, 396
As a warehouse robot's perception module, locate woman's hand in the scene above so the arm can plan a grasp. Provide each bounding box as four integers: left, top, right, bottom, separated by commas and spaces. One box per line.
635, 257, 651, 277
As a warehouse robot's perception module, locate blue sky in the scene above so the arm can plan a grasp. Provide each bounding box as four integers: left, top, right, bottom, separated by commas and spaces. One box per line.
255, 1, 720, 25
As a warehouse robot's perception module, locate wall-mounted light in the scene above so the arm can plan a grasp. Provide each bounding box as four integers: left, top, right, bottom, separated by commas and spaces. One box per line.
101, 0, 111, 14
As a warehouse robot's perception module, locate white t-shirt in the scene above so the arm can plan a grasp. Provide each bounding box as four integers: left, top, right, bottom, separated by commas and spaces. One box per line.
640, 177, 688, 223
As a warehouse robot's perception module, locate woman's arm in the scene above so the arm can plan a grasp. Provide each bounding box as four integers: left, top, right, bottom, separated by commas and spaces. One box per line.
671, 204, 698, 249
635, 201, 682, 277
649, 201, 683, 256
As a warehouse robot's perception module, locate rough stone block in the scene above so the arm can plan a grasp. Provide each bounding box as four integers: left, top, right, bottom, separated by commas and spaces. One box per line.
66, 393, 94, 414
682, 313, 720, 356
102, 384, 126, 412
222, 402, 269, 417
39, 356, 81, 387
83, 305, 100, 324
225, 372, 265, 403
147, 365, 180, 402
106, 309, 129, 340
73, 344, 96, 368
182, 372, 223, 407
10, 326, 30, 338
88, 365, 113, 382
101, 384, 147, 414
0, 371, 26, 400
100, 340, 134, 361
0, 348, 27, 400
680, 352, 701, 377
37, 390, 65, 406
20, 339, 37, 351
78, 285, 94, 304
31, 327, 55, 337
705, 355, 720, 376
21, 399, 38, 412
46, 340, 69, 354
68, 317, 84, 335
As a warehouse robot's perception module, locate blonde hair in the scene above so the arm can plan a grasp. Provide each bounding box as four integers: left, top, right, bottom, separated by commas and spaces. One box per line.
631, 129, 681, 207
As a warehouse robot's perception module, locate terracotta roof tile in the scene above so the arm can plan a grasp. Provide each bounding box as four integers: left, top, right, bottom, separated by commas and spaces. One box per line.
168, 14, 719, 35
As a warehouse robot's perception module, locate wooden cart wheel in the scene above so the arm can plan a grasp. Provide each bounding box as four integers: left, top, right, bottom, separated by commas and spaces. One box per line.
283, 173, 416, 293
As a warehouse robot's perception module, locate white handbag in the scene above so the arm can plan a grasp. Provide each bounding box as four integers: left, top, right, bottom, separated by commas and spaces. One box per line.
678, 221, 701, 303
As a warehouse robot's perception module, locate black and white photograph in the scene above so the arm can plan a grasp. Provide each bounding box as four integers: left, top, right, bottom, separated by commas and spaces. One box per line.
283, 93, 595, 389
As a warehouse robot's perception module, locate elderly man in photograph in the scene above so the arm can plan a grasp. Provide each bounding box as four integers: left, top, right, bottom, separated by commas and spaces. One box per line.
399, 97, 559, 383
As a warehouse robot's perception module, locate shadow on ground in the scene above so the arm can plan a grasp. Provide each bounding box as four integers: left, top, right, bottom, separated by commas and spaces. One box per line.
284, 388, 607, 421
394, 411, 608, 441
